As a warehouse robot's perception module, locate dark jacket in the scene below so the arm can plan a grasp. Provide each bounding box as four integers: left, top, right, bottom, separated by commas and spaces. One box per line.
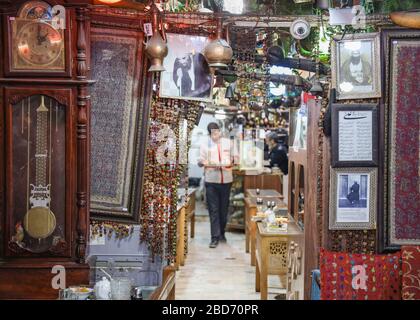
268, 143, 288, 175
347, 182, 360, 202
173, 53, 211, 98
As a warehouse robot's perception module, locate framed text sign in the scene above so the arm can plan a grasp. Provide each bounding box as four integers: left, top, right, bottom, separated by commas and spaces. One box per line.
331, 103, 378, 167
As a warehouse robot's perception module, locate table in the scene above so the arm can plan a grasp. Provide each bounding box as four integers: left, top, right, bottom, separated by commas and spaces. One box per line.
245, 196, 286, 266
178, 188, 196, 263
255, 221, 303, 300
178, 188, 196, 239
175, 204, 185, 269
244, 189, 283, 256
245, 189, 283, 199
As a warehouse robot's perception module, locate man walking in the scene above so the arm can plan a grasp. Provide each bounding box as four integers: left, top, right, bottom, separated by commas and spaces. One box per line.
198, 123, 233, 248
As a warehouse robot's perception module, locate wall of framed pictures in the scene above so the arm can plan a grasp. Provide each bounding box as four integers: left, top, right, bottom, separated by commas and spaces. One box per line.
328, 32, 382, 237
325, 27, 420, 254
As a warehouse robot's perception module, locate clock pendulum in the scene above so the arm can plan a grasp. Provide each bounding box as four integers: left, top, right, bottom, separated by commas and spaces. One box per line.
23, 95, 56, 242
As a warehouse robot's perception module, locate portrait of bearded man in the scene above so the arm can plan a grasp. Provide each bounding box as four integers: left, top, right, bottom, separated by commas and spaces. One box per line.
340, 49, 373, 86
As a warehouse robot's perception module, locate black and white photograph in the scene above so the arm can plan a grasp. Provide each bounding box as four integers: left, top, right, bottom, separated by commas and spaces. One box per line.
331, 33, 381, 100
329, 167, 377, 230
160, 33, 213, 102
338, 173, 368, 209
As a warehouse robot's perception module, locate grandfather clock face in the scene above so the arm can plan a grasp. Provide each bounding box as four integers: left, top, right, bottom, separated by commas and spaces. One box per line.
10, 1, 65, 72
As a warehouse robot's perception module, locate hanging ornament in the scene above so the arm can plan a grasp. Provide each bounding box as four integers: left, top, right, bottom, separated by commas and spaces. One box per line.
144, 4, 168, 72
310, 16, 323, 97
203, 15, 233, 69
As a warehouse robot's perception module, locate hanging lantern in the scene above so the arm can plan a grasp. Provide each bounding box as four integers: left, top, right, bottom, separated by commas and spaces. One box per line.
203, 16, 233, 69
144, 4, 168, 72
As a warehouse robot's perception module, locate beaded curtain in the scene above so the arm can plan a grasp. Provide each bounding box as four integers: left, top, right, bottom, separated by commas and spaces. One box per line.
140, 74, 200, 261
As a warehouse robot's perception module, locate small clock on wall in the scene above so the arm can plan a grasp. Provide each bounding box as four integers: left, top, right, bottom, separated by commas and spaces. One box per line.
6, 0, 69, 75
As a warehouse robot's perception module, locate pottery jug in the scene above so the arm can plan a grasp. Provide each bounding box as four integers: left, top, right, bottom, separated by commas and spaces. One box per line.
94, 277, 111, 300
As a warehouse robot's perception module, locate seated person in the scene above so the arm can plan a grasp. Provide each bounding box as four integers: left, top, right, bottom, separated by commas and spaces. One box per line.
265, 132, 288, 175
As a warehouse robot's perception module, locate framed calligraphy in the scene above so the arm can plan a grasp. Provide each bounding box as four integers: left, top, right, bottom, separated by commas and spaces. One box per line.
331, 103, 378, 167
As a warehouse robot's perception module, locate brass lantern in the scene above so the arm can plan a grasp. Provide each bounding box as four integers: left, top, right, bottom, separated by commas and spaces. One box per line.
203, 16, 233, 69
144, 4, 168, 72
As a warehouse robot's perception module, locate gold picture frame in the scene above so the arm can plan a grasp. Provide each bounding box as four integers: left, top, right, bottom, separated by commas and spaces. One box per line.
329, 167, 377, 230
331, 32, 381, 100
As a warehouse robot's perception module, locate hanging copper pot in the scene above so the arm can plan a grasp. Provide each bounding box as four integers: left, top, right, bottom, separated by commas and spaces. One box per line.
203, 16, 233, 69
144, 5, 168, 72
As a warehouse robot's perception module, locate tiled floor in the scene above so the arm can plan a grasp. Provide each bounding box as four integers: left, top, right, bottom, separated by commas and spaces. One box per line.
175, 201, 285, 300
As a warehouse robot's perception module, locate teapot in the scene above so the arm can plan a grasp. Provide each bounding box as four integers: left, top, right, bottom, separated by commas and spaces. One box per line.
94, 277, 111, 300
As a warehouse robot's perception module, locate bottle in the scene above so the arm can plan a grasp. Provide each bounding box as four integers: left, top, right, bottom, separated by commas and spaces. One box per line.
265, 202, 276, 225
94, 277, 111, 300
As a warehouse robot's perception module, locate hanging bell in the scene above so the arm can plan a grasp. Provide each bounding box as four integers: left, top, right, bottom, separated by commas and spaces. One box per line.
144, 5, 168, 72
294, 75, 303, 86
309, 78, 323, 96
225, 82, 236, 99
203, 16, 233, 69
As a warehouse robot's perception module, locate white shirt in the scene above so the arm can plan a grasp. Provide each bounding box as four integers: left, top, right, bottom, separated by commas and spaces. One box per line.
199, 137, 233, 184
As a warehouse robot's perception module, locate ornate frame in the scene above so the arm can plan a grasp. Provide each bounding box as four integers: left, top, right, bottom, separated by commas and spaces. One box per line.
331, 32, 381, 100
331, 103, 379, 167
89, 14, 152, 224
329, 167, 377, 230
378, 28, 420, 251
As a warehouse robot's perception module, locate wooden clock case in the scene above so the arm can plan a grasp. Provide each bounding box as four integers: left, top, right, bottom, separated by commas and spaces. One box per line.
0, 0, 93, 299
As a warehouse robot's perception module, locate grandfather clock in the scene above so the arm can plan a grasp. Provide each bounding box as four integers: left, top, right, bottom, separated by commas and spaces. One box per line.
0, 0, 92, 299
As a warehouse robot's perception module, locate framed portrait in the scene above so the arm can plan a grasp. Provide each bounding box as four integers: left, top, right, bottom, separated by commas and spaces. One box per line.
160, 33, 213, 102
331, 103, 378, 167
329, 167, 377, 230
331, 33, 381, 100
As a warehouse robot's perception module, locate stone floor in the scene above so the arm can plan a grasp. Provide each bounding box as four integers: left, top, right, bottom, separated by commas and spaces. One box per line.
175, 200, 285, 300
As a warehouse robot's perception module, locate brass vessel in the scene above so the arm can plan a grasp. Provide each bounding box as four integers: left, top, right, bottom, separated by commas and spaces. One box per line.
203, 16, 233, 69
144, 5, 168, 72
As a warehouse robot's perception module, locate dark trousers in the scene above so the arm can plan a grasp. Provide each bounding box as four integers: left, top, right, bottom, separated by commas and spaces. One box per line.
205, 182, 232, 242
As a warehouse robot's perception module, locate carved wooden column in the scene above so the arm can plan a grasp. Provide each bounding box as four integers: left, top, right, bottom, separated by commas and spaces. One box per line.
75, 6, 90, 263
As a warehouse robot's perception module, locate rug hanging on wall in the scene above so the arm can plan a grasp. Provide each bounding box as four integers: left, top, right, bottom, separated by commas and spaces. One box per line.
387, 39, 420, 245
402, 246, 420, 300
320, 248, 401, 300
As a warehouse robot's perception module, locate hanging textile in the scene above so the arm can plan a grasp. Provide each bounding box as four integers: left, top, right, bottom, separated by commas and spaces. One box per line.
320, 248, 401, 300
402, 246, 420, 300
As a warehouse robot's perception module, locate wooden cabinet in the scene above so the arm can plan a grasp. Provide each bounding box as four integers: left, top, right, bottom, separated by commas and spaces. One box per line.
0, 0, 92, 299
243, 173, 283, 196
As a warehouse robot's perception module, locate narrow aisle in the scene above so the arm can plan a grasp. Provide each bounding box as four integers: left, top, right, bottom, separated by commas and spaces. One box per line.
175, 201, 284, 300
